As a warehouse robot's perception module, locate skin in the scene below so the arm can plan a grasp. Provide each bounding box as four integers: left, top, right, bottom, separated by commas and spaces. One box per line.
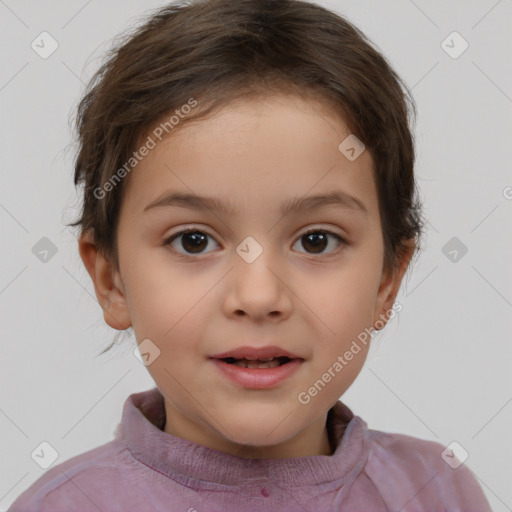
79, 93, 414, 459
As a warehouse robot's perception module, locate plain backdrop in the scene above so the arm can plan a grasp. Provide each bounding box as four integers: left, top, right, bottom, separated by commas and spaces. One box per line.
1, 0, 511, 510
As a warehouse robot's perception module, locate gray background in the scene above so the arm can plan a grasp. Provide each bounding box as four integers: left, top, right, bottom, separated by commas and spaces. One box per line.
1, 0, 511, 510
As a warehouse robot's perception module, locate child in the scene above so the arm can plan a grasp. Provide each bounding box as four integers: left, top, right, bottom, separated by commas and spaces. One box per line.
9, 0, 492, 510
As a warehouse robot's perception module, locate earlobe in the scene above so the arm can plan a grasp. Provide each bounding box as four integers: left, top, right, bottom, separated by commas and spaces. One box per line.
78, 231, 132, 331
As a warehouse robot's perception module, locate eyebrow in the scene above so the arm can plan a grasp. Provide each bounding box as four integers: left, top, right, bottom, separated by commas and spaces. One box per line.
143, 190, 368, 216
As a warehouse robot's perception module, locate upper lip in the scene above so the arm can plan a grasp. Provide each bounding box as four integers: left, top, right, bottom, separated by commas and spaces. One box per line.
210, 345, 303, 360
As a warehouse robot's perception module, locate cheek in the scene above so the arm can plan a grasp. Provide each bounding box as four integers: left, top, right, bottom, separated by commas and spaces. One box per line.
124, 249, 215, 339
319, 262, 381, 330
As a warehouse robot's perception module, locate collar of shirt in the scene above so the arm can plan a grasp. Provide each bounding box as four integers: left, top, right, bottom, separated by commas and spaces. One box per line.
115, 387, 370, 489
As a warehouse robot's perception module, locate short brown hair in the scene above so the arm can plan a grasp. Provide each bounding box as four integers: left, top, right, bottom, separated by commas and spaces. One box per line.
68, 0, 424, 352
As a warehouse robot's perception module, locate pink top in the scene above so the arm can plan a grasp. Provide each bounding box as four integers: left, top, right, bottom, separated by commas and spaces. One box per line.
8, 387, 492, 511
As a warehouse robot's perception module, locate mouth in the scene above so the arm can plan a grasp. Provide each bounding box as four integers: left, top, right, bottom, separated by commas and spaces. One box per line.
218, 356, 293, 369
209, 346, 304, 389
210, 345, 303, 362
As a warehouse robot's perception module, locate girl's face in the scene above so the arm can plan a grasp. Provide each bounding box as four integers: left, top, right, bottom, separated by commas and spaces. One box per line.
85, 93, 410, 459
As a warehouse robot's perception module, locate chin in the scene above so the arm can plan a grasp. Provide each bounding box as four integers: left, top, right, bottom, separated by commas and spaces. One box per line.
224, 430, 293, 451
217, 413, 297, 447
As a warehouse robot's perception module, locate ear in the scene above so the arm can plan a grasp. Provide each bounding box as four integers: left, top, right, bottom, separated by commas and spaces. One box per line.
372, 239, 415, 330
78, 230, 132, 330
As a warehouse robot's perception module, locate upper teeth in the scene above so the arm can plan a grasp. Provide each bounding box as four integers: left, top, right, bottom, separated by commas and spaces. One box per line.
232, 358, 281, 369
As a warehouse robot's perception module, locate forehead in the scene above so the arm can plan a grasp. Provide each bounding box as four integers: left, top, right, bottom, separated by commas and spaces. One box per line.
121, 94, 378, 219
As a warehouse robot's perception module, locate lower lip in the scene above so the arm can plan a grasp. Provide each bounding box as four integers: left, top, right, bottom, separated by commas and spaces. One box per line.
211, 358, 303, 389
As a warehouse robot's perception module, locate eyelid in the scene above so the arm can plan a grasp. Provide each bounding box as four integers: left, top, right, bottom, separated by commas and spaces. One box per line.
163, 224, 219, 246
297, 224, 348, 240
165, 224, 214, 237
171, 221, 346, 234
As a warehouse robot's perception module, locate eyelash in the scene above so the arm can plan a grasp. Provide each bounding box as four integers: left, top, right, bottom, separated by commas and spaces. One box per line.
163, 226, 348, 258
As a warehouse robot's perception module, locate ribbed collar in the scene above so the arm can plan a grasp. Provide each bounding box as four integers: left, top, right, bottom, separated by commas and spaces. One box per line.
116, 387, 369, 488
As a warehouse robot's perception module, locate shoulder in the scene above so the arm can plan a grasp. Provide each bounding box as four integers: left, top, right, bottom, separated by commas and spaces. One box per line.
7, 440, 139, 512
367, 428, 446, 470
361, 428, 492, 512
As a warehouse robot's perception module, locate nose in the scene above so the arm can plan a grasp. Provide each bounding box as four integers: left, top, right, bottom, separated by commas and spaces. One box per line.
222, 241, 292, 322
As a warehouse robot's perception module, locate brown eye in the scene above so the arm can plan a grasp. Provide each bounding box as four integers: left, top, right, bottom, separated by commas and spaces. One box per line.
293, 230, 346, 255
165, 230, 219, 255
